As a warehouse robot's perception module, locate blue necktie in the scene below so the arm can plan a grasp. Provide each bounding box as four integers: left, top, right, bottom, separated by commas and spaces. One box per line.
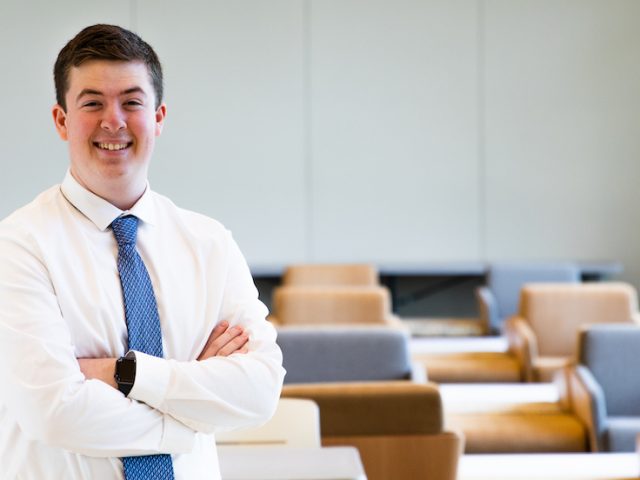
112, 215, 175, 480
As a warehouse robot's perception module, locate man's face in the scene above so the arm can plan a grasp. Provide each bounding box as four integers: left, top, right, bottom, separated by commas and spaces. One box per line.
52, 60, 166, 201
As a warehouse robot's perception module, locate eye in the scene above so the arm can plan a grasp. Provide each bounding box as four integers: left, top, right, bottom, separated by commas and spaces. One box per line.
82, 101, 101, 108
125, 100, 144, 108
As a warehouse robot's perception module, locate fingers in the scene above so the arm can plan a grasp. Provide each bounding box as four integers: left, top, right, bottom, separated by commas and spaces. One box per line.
206, 321, 230, 350
199, 323, 250, 360
217, 332, 249, 357
197, 321, 229, 360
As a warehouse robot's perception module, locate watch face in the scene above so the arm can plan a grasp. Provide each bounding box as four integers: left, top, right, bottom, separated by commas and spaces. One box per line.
117, 358, 136, 383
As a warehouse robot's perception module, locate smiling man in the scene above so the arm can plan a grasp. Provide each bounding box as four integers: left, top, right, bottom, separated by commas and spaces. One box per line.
0, 24, 284, 479
53, 59, 164, 210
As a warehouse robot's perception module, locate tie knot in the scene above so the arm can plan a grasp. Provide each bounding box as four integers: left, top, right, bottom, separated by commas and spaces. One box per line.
111, 215, 139, 247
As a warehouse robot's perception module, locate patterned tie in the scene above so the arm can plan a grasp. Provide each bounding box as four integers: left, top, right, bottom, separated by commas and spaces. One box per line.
111, 215, 175, 480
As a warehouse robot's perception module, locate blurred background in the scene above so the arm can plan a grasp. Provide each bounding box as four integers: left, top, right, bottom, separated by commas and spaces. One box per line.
2, 0, 639, 306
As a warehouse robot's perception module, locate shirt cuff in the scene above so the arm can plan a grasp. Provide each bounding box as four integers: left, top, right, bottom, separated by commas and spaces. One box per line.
128, 351, 170, 410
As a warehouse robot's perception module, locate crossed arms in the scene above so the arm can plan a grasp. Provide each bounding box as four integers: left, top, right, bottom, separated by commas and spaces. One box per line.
0, 226, 285, 458
79, 320, 250, 389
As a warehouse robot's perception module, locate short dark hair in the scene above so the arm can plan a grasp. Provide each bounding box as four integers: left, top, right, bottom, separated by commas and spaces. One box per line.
54, 24, 163, 111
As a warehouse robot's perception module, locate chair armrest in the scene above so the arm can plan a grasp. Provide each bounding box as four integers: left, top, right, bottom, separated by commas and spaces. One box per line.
476, 286, 498, 334
505, 315, 537, 382
565, 366, 608, 451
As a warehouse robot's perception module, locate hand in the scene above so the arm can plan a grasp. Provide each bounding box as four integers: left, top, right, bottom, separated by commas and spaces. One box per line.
198, 321, 249, 361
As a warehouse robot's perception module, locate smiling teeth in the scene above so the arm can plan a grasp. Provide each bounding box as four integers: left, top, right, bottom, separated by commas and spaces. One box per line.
98, 143, 128, 151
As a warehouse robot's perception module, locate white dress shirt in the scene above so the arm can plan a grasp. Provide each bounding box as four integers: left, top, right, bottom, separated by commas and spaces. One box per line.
0, 172, 285, 480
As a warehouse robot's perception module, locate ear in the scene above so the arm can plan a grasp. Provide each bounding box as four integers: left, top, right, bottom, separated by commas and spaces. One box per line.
154, 103, 167, 137
52, 104, 69, 141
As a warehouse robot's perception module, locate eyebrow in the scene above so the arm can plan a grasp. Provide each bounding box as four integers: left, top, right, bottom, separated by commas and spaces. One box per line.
75, 87, 148, 103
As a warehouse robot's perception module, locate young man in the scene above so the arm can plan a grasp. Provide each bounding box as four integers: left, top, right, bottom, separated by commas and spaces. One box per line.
0, 24, 284, 479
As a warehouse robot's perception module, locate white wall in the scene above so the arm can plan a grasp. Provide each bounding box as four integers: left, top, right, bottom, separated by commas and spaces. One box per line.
483, 0, 640, 286
1, 1, 638, 284
310, 0, 480, 263
138, 0, 308, 266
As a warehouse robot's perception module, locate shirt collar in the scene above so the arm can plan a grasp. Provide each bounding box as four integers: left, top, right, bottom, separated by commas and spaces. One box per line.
60, 170, 157, 231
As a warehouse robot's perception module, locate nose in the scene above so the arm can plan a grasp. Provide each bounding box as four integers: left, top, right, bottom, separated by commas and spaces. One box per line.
100, 104, 126, 132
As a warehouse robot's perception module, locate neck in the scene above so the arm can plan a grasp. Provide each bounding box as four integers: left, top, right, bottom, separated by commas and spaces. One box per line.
70, 168, 147, 211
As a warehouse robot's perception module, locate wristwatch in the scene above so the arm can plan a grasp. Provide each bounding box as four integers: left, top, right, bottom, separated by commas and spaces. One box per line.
114, 350, 136, 396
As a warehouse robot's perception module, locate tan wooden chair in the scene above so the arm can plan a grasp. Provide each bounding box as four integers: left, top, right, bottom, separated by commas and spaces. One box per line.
444, 377, 587, 453
282, 263, 378, 287
282, 381, 462, 480
506, 282, 640, 382
269, 285, 403, 328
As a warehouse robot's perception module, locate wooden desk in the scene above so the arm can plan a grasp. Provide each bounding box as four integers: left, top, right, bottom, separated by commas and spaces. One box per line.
217, 445, 367, 480
410, 335, 509, 354
459, 453, 639, 479
441, 382, 560, 413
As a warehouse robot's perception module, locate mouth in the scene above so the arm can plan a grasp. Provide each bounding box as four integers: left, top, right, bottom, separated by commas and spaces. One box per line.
93, 142, 133, 152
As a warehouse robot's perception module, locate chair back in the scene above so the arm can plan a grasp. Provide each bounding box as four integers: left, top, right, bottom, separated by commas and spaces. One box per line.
215, 398, 321, 447
489, 262, 580, 321
578, 324, 640, 416
283, 264, 378, 286
282, 382, 462, 480
283, 381, 443, 437
277, 326, 412, 384
272, 285, 392, 326
520, 283, 638, 357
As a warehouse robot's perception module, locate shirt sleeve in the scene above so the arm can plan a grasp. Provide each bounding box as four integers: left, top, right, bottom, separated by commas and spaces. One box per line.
0, 226, 196, 458
128, 231, 286, 433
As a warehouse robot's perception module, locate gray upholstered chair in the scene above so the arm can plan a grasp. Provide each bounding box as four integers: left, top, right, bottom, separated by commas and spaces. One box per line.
567, 323, 640, 451
477, 262, 580, 333
276, 326, 424, 384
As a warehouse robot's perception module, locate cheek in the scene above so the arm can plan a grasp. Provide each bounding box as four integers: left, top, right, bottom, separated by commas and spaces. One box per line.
65, 119, 94, 144
131, 118, 159, 144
